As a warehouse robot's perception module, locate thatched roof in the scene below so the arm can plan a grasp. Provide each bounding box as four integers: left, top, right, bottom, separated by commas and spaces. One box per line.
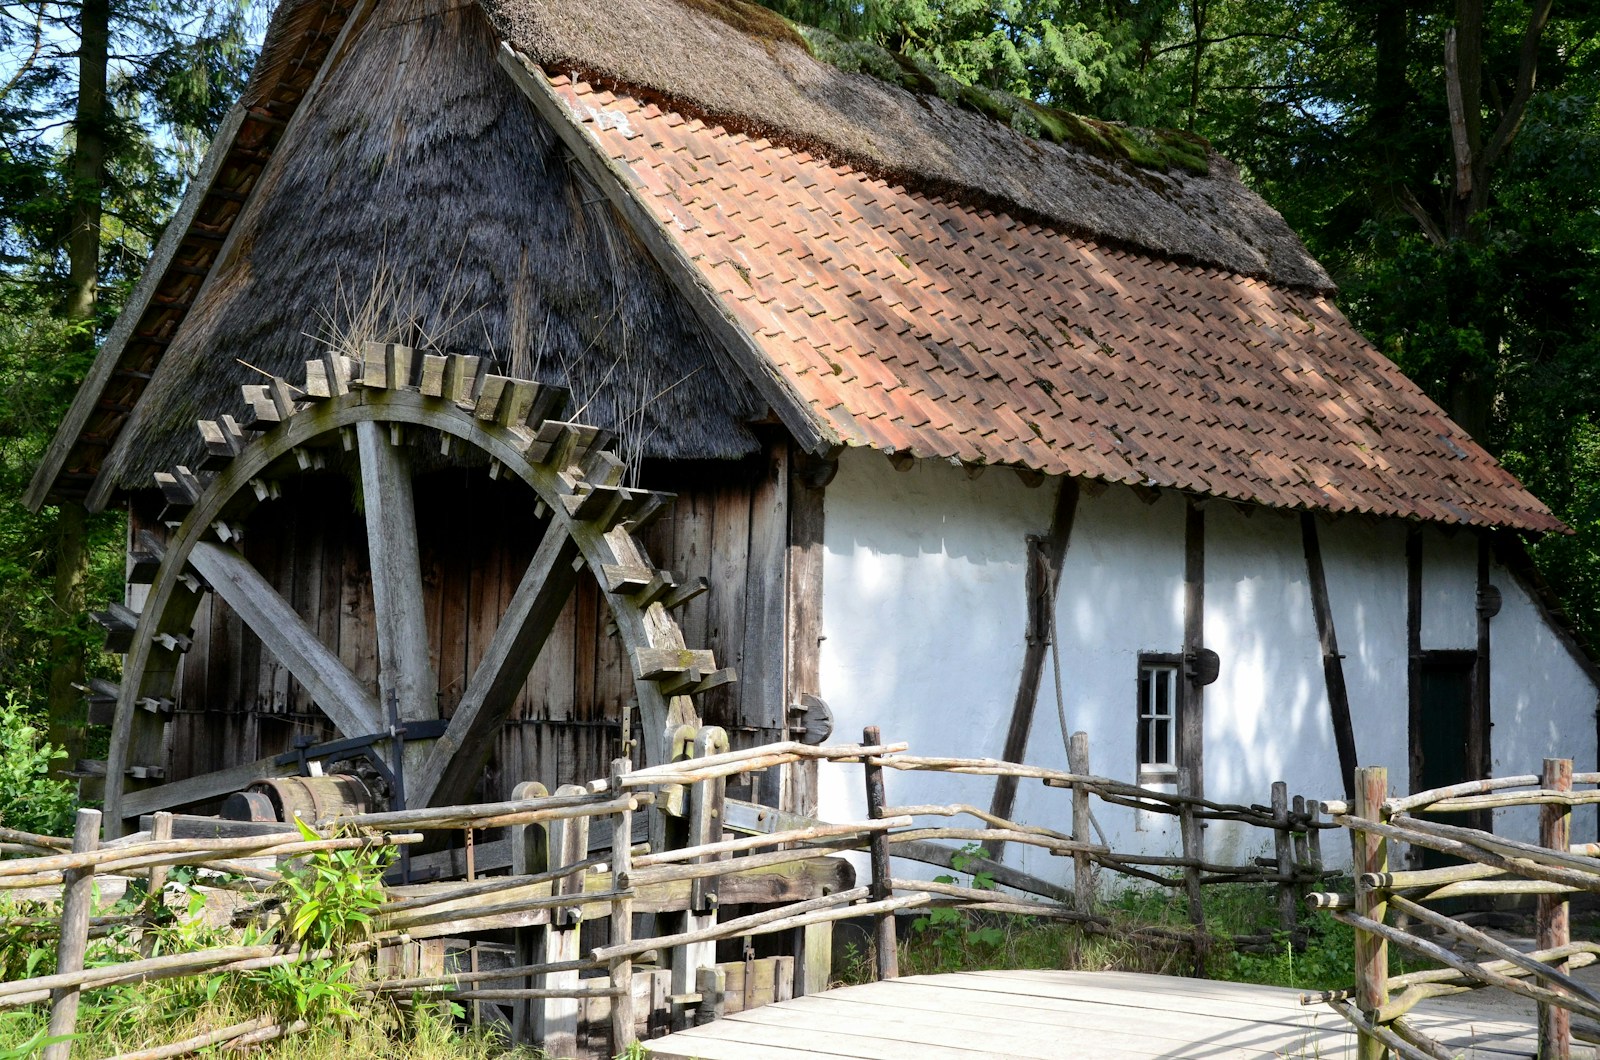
90, 0, 761, 495
481, 0, 1332, 292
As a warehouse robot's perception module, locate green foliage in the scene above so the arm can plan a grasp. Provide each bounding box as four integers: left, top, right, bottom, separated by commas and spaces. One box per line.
274, 818, 394, 951
0, 690, 75, 837
794, 19, 1211, 171
0, 307, 126, 725
895, 880, 1424, 994
614, 1040, 650, 1060
0, 0, 261, 758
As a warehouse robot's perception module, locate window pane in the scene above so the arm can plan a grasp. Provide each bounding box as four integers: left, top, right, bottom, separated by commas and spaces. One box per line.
1138, 660, 1179, 770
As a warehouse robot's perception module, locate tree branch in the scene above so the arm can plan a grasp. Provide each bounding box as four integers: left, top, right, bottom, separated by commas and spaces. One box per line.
1151, 31, 1310, 58
1477, 0, 1553, 179
0, 2, 47, 106
1395, 184, 1447, 248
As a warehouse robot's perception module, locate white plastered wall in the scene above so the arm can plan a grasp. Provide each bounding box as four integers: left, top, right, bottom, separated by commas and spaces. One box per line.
816, 452, 1600, 885
1489, 563, 1598, 843
816, 449, 1051, 841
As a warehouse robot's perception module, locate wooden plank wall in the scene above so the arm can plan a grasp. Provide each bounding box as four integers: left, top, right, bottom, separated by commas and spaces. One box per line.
165, 443, 792, 807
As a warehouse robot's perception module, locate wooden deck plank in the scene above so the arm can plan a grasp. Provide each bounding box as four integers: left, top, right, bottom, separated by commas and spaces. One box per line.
650, 1019, 1016, 1059
644, 970, 1542, 1060
643, 1032, 861, 1059
979, 968, 1322, 1005
766, 992, 1343, 1059
721, 996, 1153, 1059
924, 971, 1328, 1027
820, 982, 1346, 1053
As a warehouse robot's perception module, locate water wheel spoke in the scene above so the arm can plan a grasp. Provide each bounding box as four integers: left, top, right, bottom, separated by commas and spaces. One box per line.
356, 419, 436, 725
103, 371, 714, 831
188, 540, 383, 737
413, 520, 583, 807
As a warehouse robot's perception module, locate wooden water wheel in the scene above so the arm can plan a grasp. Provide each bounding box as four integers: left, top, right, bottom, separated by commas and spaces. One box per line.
93, 344, 728, 836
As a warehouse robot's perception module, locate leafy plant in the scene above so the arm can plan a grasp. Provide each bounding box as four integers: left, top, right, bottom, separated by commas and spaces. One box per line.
252, 957, 363, 1023
0, 691, 75, 838
275, 817, 392, 951
909, 843, 1004, 959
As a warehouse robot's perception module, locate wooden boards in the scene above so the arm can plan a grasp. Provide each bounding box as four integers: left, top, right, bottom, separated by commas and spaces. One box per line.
188, 541, 383, 739
413, 522, 582, 807
644, 969, 1543, 1059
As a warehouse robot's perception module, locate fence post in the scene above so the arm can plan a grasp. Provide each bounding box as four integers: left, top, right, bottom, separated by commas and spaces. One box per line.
45, 807, 101, 1060
1176, 765, 1206, 976
1539, 757, 1573, 1060
1272, 782, 1296, 933
862, 725, 898, 980
141, 811, 173, 959
1291, 796, 1311, 892
508, 780, 549, 1046
670, 727, 726, 1029
608, 759, 636, 1054
1069, 731, 1094, 914
1351, 766, 1389, 1060
535, 783, 590, 1057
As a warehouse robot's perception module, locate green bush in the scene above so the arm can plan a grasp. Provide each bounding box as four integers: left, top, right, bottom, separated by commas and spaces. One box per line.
0, 690, 75, 838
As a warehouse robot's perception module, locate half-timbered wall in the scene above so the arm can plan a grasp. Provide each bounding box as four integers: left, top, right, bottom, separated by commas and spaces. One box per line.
162, 442, 790, 807
817, 449, 1600, 885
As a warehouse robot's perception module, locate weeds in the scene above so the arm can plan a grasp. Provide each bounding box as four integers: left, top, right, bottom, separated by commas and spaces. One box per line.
889, 880, 1425, 993
0, 691, 75, 838
277, 818, 392, 950
0, 822, 530, 1059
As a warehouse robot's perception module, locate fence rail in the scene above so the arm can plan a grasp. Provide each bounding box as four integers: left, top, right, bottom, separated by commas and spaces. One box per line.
2, 730, 1327, 1059
1307, 759, 1600, 1060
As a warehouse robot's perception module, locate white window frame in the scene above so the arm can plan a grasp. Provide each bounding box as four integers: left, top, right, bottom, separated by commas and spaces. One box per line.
1137, 654, 1181, 782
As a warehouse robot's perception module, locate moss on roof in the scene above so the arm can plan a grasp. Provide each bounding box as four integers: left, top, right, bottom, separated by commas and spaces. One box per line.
652, 0, 1211, 174
487, 0, 1333, 289
778, 21, 1213, 176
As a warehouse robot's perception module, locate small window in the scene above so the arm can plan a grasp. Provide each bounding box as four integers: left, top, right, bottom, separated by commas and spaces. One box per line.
1138, 655, 1181, 778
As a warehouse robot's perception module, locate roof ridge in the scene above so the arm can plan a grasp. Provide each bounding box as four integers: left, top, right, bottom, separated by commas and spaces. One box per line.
480, 0, 1337, 291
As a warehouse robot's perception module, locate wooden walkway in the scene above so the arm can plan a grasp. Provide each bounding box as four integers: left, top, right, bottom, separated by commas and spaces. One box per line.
644, 969, 1543, 1059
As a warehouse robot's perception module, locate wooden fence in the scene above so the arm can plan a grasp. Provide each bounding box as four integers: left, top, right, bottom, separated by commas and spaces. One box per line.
1307, 761, 1600, 1060
1, 730, 1328, 1059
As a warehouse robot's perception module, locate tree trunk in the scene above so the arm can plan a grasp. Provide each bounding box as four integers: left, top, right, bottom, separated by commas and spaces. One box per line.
66, 0, 108, 323
45, 503, 90, 764
46, 0, 111, 763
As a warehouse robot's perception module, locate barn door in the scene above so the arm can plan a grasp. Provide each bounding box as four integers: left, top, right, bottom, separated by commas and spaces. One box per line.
1413, 651, 1482, 869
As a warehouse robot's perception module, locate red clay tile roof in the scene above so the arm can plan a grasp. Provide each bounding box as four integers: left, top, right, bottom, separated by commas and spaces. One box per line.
553, 74, 1564, 534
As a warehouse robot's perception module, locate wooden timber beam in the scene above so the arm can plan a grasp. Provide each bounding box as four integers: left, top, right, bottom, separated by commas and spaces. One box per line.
985, 478, 1080, 858
1302, 512, 1358, 799
355, 420, 438, 735
1407, 529, 1423, 797
1181, 500, 1206, 856
188, 540, 383, 738
121, 754, 298, 819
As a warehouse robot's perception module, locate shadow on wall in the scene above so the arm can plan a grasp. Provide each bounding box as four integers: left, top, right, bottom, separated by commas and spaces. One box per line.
818, 451, 1055, 819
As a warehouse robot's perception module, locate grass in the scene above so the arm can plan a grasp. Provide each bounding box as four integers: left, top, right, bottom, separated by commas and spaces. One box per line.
0, 841, 560, 1060
839, 882, 1431, 994
0, 995, 549, 1060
